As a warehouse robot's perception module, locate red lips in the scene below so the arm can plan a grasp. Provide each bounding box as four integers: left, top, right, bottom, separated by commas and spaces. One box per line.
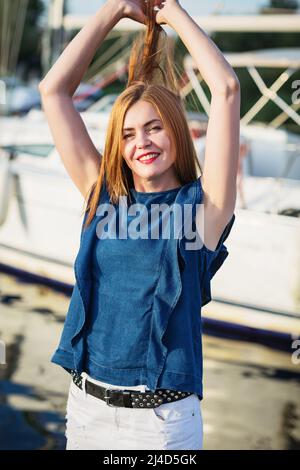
137, 152, 160, 160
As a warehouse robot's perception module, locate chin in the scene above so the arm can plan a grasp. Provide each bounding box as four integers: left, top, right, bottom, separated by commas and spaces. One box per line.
138, 170, 166, 181
132, 165, 161, 177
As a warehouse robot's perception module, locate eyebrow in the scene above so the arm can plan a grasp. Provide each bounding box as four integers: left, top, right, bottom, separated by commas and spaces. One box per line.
123, 119, 162, 132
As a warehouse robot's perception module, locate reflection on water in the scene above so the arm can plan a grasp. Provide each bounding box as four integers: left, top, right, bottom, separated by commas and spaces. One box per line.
0, 271, 299, 450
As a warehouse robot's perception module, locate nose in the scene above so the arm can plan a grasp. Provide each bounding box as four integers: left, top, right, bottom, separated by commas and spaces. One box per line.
136, 131, 151, 148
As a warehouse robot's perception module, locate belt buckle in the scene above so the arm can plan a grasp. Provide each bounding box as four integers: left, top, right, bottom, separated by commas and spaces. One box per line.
104, 388, 115, 407
104, 389, 132, 407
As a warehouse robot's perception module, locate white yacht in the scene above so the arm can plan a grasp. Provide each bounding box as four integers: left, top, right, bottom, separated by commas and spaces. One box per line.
183, 48, 300, 339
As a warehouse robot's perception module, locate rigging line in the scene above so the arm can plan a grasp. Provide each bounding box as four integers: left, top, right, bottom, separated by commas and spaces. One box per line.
84, 32, 132, 81
107, 29, 132, 39
95, 54, 130, 81
86, 61, 128, 93
85, 50, 129, 85
85, 43, 132, 84
84, 40, 126, 80
87, 45, 132, 85
73, 50, 131, 102
88, 34, 131, 77
85, 62, 128, 95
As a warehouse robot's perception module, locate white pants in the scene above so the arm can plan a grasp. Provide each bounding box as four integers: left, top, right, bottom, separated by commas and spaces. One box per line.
65, 372, 203, 450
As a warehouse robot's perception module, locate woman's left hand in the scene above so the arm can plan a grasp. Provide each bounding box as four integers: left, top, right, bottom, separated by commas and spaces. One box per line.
117, 0, 147, 25
153, 0, 183, 26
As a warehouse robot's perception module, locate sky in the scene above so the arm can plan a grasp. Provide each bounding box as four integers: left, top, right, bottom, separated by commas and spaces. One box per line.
44, 0, 269, 16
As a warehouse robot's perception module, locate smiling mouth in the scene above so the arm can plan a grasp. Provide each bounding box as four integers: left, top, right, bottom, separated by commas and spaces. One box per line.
138, 153, 161, 163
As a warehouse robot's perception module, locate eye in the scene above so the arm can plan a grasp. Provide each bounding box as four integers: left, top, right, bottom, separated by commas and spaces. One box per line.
123, 126, 162, 140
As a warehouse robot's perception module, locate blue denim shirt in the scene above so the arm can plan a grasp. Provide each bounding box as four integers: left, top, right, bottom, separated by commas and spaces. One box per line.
84, 185, 182, 382
51, 176, 235, 400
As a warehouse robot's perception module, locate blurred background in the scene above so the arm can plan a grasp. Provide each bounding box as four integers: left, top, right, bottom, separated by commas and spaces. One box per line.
0, 0, 300, 450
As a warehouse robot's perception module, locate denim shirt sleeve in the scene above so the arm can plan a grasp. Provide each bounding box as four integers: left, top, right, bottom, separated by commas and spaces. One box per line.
200, 213, 235, 307
175, 176, 236, 308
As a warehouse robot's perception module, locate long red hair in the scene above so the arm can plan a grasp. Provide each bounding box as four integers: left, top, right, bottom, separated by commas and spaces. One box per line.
83, 0, 202, 228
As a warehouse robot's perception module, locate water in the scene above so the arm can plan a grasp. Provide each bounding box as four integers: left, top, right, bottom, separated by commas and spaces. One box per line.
0, 271, 299, 450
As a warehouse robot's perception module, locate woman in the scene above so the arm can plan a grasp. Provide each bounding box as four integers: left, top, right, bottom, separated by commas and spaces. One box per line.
39, 0, 240, 450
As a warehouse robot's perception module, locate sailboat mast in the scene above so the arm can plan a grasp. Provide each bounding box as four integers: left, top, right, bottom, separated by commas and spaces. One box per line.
0, 0, 29, 76
41, 0, 66, 73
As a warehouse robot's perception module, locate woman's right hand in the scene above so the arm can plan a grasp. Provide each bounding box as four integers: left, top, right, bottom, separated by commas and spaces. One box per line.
108, 0, 147, 25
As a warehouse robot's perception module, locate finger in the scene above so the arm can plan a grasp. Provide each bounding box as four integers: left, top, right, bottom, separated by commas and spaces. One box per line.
153, 2, 166, 12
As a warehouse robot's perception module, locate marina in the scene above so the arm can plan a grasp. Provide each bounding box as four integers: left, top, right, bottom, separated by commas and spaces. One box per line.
0, 270, 299, 450
1, 14, 300, 337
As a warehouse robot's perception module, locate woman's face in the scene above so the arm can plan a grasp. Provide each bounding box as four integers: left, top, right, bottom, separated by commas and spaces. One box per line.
121, 100, 179, 189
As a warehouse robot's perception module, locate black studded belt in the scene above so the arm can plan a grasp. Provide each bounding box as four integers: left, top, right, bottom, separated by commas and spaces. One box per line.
69, 369, 193, 408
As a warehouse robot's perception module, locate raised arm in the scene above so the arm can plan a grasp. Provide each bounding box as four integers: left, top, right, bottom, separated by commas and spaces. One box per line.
157, 1, 240, 251
39, 0, 146, 199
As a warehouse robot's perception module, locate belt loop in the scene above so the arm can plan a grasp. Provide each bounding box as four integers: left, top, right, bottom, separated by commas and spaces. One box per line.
81, 372, 87, 398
